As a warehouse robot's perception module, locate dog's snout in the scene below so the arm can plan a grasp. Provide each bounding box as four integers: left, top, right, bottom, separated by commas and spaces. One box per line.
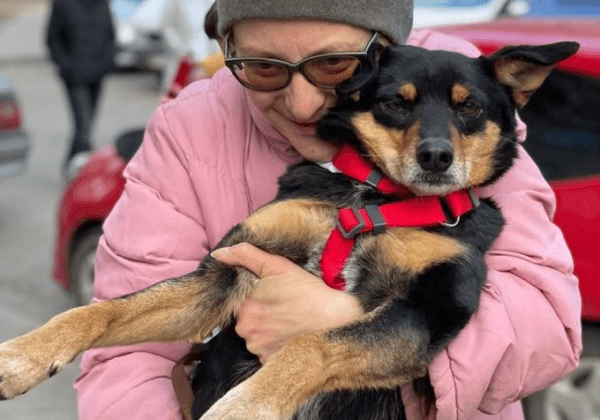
417, 140, 453, 173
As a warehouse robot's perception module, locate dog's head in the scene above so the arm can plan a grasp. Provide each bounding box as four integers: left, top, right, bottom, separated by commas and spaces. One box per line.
318, 41, 579, 195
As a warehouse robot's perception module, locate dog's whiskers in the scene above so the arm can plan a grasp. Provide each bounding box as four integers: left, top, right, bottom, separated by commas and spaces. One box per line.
500, 134, 520, 146
381, 66, 403, 84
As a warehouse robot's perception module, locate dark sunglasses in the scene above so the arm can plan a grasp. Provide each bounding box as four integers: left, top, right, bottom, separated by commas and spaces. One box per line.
224, 32, 380, 92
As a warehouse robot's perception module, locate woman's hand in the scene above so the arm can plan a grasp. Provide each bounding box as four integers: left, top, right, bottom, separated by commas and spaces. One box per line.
211, 243, 365, 364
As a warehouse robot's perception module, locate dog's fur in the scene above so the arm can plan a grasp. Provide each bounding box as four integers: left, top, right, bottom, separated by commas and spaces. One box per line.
0, 41, 578, 420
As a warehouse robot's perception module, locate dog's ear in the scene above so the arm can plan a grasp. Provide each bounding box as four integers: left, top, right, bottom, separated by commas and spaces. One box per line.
335, 44, 385, 102
489, 41, 579, 108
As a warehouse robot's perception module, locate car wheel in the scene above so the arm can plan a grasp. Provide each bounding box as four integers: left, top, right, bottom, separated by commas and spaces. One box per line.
523, 323, 600, 420
69, 227, 102, 306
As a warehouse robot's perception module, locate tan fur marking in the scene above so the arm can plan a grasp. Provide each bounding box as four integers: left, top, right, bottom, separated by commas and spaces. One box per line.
0, 276, 231, 398
247, 318, 429, 418
451, 83, 470, 105
351, 112, 419, 185
244, 199, 337, 248
462, 121, 503, 186
367, 228, 467, 276
399, 83, 418, 102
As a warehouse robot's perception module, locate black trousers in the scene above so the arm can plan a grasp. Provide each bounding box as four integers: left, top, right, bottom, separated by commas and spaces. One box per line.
63, 78, 103, 160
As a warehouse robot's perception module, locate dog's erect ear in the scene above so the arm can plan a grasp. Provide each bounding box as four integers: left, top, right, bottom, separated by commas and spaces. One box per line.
335, 44, 385, 102
490, 41, 579, 108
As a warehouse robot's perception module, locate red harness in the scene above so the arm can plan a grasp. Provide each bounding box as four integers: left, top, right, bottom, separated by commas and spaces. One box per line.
320, 145, 480, 291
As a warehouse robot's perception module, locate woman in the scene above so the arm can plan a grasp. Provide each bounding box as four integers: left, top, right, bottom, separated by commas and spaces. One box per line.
74, 0, 582, 419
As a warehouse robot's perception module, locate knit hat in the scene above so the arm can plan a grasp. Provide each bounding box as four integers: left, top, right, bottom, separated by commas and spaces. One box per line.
216, 0, 413, 45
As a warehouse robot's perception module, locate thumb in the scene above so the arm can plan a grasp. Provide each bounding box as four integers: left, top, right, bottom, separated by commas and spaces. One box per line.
210, 242, 295, 278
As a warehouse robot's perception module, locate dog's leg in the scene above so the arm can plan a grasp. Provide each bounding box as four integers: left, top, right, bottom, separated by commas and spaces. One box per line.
0, 260, 256, 400
0, 198, 336, 400
199, 226, 485, 420
199, 299, 432, 420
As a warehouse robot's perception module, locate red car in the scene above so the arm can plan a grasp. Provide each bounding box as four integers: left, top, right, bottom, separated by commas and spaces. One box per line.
52, 128, 142, 304
52, 18, 599, 420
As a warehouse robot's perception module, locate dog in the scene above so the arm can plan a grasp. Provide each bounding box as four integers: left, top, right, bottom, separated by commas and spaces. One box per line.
0, 41, 578, 420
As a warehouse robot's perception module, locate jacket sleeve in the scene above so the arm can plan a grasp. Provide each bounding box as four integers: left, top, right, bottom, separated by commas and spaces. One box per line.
45, 0, 71, 70
74, 104, 214, 420
427, 146, 582, 420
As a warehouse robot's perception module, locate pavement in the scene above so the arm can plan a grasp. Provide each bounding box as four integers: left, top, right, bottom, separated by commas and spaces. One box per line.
0, 0, 47, 18
0, 0, 49, 63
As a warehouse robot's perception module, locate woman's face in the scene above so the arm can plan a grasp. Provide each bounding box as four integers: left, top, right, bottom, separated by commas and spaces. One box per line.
232, 20, 373, 162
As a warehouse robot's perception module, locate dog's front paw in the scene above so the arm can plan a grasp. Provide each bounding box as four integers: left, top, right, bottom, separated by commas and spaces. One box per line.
199, 382, 281, 420
0, 341, 66, 400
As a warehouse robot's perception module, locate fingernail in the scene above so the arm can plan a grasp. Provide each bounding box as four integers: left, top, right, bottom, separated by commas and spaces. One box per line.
210, 247, 230, 259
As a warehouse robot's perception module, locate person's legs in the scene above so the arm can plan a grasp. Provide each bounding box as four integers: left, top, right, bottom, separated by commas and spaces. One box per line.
64, 80, 94, 158
62, 79, 100, 177
88, 79, 103, 125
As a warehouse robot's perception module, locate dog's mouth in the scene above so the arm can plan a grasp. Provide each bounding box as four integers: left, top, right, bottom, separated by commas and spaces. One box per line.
404, 167, 465, 196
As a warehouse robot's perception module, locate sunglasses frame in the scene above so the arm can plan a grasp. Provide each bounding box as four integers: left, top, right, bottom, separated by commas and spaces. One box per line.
224, 31, 380, 92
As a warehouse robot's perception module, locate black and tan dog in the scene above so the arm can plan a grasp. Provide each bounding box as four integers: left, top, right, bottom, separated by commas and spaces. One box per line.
0, 41, 578, 420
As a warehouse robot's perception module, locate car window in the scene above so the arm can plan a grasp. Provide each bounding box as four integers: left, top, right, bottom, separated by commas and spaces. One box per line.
524, 0, 600, 17
519, 70, 600, 181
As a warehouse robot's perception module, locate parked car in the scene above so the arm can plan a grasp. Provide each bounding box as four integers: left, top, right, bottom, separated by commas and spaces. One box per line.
522, 0, 600, 18
111, 0, 219, 88
413, 0, 600, 27
436, 18, 600, 420
53, 16, 599, 420
0, 75, 29, 180
111, 0, 167, 71
52, 128, 142, 304
413, 0, 530, 27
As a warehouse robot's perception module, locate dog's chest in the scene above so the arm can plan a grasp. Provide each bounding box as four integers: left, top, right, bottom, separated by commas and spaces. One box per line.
276, 166, 468, 303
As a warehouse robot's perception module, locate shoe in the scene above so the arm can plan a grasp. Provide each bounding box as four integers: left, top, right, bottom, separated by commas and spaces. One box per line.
63, 151, 91, 181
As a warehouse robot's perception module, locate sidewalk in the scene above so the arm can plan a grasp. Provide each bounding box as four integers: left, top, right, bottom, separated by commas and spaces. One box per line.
0, 0, 47, 19
0, 0, 49, 63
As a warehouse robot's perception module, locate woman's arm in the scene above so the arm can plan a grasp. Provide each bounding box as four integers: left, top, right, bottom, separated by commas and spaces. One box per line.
75, 104, 214, 420
426, 146, 581, 420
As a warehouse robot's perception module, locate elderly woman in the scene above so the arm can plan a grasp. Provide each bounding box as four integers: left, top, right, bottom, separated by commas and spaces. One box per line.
74, 0, 581, 419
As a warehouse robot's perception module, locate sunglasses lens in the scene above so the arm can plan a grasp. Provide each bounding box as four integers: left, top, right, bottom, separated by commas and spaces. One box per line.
304, 56, 361, 88
228, 56, 363, 91
232, 61, 289, 91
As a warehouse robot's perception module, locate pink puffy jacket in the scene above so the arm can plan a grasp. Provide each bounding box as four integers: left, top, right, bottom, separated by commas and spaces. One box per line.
74, 29, 582, 420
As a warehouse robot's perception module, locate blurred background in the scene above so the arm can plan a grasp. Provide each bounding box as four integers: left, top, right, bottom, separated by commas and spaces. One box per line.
0, 0, 598, 419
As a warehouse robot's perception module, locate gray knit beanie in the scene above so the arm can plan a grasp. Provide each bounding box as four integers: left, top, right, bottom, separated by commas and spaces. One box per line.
216, 0, 413, 45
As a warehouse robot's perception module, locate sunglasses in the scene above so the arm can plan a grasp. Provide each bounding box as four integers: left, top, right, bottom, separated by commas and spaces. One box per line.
224, 32, 380, 92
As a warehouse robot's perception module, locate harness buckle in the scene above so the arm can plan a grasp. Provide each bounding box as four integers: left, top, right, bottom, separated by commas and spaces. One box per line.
440, 216, 461, 228
467, 187, 480, 208
439, 188, 479, 228
337, 206, 365, 239
365, 204, 386, 235
365, 168, 383, 189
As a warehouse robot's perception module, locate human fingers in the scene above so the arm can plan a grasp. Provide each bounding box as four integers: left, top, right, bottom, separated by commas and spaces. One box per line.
210, 242, 296, 278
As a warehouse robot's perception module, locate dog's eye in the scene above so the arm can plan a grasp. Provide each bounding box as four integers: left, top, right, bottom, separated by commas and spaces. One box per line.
380, 99, 409, 116
457, 100, 482, 120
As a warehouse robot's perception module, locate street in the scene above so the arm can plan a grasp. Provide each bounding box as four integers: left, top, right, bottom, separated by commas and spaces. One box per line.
0, 8, 160, 417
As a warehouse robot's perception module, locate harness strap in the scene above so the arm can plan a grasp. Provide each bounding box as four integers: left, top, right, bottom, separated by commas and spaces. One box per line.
332, 145, 413, 196
321, 147, 480, 291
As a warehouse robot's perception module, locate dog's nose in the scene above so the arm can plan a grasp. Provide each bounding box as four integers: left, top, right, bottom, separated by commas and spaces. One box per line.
417, 140, 453, 173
